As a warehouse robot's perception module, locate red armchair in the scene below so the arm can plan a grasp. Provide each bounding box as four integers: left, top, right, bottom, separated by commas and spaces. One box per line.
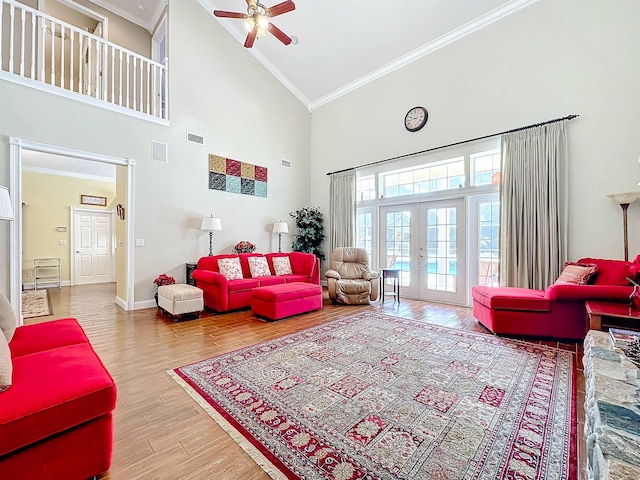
193, 252, 320, 313
472, 258, 636, 340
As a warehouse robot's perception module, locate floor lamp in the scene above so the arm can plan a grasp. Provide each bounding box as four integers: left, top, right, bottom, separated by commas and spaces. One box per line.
608, 192, 640, 261
200, 215, 222, 256
272, 222, 289, 253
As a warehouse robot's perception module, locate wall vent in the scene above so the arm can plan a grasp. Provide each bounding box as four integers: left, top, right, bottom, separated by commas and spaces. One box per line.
186, 132, 205, 145
152, 141, 168, 163
281, 159, 292, 168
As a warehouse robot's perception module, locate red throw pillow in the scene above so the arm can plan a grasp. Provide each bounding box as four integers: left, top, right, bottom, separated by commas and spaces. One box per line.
578, 257, 633, 285
554, 262, 598, 285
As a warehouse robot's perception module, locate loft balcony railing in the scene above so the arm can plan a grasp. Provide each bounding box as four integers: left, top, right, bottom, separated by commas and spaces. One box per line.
0, 0, 169, 121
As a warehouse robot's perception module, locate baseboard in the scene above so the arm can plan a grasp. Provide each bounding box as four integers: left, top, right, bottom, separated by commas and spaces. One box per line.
115, 296, 128, 310
134, 299, 157, 310
22, 280, 70, 290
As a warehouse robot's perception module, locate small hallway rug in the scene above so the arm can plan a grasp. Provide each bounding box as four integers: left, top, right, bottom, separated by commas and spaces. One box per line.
170, 312, 577, 480
21, 289, 52, 318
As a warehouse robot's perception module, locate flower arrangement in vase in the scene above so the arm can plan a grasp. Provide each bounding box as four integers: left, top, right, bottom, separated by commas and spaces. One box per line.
234, 241, 256, 254
627, 277, 640, 310
153, 274, 176, 307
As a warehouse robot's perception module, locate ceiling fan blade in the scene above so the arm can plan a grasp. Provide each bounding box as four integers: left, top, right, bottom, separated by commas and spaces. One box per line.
213, 10, 247, 19
267, 1, 295, 18
246, 0, 257, 7
267, 22, 292, 45
244, 28, 257, 48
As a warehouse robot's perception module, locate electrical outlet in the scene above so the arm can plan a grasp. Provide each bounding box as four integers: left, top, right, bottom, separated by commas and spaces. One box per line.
135, 239, 145, 247
27, 271, 33, 277
59, 239, 67, 245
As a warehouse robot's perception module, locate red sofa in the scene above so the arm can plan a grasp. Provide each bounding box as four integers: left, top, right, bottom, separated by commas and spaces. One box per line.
193, 252, 320, 313
0, 318, 116, 479
472, 258, 636, 340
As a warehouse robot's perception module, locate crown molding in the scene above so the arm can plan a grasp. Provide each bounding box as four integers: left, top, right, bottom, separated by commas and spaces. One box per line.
309, 0, 539, 111
23, 166, 116, 183
88, 0, 167, 33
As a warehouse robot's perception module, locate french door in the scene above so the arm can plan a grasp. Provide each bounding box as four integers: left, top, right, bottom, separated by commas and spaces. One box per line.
380, 200, 466, 304
419, 200, 466, 305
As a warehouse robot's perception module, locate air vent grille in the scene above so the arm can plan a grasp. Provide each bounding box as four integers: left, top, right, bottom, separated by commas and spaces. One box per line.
186, 132, 205, 145
281, 159, 292, 168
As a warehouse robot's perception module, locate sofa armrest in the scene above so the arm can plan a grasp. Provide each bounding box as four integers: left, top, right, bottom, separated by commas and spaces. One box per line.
545, 284, 632, 302
192, 269, 228, 287
325, 269, 341, 280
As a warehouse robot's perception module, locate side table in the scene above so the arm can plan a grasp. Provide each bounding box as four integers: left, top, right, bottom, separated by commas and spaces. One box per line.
186, 262, 197, 286
586, 301, 640, 331
380, 269, 400, 304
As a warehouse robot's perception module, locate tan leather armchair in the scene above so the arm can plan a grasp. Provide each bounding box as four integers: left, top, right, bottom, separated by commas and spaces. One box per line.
325, 247, 379, 304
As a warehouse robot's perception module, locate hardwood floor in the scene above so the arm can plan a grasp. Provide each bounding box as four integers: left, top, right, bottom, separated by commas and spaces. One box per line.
25, 284, 585, 480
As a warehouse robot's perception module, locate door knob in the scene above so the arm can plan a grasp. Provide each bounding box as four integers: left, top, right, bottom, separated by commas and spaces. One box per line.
75, 251, 80, 253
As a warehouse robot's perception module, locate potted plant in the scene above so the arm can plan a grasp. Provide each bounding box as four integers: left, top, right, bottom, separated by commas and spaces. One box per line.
153, 273, 176, 306
289, 206, 325, 261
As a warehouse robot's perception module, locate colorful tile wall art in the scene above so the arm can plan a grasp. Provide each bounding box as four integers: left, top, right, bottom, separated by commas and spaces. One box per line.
208, 154, 267, 198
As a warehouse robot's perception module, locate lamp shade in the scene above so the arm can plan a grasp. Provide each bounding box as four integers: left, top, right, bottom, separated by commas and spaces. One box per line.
0, 186, 13, 221
608, 192, 640, 205
201, 215, 222, 231
272, 222, 289, 234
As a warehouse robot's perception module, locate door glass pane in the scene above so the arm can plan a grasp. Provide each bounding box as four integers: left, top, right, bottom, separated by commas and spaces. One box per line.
385, 211, 411, 287
478, 201, 500, 286
426, 207, 457, 292
356, 212, 373, 262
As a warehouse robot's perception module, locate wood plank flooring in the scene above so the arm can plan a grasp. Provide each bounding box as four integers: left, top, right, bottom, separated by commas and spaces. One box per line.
26, 284, 586, 480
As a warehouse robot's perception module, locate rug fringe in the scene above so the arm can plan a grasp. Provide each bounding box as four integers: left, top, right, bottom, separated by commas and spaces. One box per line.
167, 370, 288, 480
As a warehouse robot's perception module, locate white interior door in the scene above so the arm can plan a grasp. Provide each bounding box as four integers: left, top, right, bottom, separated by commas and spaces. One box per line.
419, 199, 467, 305
72, 208, 115, 285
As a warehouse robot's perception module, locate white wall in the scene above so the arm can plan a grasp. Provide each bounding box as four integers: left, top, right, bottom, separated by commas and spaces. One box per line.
310, 0, 640, 263
0, 0, 311, 304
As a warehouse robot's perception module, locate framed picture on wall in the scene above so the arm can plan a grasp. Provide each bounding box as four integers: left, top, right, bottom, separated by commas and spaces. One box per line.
80, 195, 107, 206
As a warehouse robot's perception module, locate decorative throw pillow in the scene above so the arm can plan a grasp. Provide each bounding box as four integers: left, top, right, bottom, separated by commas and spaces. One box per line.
0, 333, 11, 392
273, 256, 293, 276
248, 257, 271, 278
554, 262, 598, 285
0, 292, 16, 342
217, 258, 243, 281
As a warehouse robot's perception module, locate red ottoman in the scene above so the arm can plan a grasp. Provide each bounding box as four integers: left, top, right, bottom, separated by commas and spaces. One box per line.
252, 282, 323, 320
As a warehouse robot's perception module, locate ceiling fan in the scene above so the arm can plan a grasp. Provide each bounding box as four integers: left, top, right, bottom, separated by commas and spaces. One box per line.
213, 0, 296, 48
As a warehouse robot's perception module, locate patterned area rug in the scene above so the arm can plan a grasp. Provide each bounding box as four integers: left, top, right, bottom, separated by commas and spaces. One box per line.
22, 289, 52, 318
171, 312, 577, 480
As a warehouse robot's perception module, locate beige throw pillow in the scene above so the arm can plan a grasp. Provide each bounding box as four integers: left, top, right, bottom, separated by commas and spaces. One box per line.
0, 291, 17, 342
554, 262, 598, 285
218, 258, 243, 281
248, 257, 271, 277
0, 333, 12, 392
273, 256, 293, 276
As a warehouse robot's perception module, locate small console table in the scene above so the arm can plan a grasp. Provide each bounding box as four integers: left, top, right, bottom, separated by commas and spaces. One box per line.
380, 269, 400, 304
186, 262, 197, 286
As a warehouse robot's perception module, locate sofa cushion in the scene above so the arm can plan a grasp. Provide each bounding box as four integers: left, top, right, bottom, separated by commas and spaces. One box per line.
472, 286, 550, 311
0, 334, 11, 392
0, 343, 116, 456
554, 262, 598, 285
0, 291, 16, 342
282, 274, 309, 283
289, 252, 316, 276
218, 257, 243, 281
257, 276, 286, 287
273, 256, 293, 276
227, 278, 260, 292
248, 257, 271, 278
9, 318, 89, 358
578, 257, 633, 286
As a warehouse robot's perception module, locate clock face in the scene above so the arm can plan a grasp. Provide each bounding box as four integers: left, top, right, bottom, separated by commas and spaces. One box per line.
404, 106, 428, 132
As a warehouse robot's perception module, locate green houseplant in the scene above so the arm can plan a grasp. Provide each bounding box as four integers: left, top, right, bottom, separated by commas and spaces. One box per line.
290, 206, 325, 261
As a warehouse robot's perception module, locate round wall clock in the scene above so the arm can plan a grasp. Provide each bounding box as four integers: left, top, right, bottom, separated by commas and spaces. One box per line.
404, 106, 428, 132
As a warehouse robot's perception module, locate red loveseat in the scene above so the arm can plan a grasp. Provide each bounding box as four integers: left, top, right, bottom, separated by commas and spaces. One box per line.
472, 258, 636, 340
0, 318, 116, 479
193, 252, 320, 313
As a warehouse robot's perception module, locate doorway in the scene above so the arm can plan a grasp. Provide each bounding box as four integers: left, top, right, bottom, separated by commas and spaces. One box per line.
8, 137, 135, 325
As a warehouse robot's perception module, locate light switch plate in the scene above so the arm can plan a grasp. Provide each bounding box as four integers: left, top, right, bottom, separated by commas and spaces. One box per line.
135, 239, 145, 247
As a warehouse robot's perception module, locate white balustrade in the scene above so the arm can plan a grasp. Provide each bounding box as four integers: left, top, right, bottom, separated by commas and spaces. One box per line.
0, 0, 169, 121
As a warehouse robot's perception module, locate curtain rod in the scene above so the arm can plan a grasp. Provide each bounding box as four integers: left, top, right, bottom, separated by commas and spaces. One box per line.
326, 114, 579, 176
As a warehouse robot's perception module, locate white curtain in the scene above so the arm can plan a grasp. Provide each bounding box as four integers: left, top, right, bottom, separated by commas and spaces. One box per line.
329, 170, 356, 253
499, 121, 568, 289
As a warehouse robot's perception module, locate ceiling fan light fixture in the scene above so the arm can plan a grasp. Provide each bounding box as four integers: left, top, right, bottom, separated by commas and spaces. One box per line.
244, 17, 255, 32
256, 14, 269, 29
